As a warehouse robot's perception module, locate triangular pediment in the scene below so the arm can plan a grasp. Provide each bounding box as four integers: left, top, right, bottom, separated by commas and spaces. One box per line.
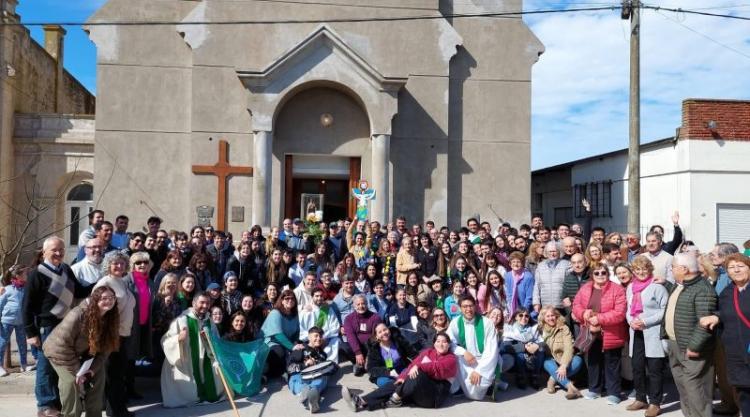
237, 25, 406, 93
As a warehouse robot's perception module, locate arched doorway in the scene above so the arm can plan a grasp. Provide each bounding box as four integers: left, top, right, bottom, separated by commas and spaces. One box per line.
273, 86, 371, 223
64, 183, 93, 261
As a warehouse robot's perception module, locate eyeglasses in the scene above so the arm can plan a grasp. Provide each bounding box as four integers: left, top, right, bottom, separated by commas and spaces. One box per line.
592, 271, 608, 276
518, 314, 530, 318
134, 260, 148, 266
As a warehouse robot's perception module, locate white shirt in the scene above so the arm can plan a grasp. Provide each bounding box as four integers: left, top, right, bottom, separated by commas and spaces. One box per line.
71, 259, 103, 287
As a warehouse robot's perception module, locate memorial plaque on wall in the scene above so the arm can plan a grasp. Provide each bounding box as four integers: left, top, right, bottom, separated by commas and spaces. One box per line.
196, 205, 214, 227
231, 206, 245, 223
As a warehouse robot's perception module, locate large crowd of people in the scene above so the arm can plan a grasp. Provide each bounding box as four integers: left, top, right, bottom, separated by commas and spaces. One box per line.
1, 206, 749, 417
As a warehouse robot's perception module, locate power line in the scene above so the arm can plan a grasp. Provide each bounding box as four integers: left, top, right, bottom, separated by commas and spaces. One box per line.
645, 4, 750, 21
1, 4, 747, 27
1, 6, 621, 27
653, 9, 750, 61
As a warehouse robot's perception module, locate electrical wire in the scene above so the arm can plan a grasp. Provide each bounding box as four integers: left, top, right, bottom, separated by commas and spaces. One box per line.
3, 4, 748, 27
1, 6, 621, 27
645, 4, 750, 21
652, 8, 750, 60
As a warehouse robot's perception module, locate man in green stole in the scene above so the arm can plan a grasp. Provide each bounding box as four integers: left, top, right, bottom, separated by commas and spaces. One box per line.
299, 287, 342, 362
161, 293, 225, 408
447, 294, 498, 400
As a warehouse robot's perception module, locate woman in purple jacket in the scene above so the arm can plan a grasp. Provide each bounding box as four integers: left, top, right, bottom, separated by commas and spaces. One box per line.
505, 251, 535, 318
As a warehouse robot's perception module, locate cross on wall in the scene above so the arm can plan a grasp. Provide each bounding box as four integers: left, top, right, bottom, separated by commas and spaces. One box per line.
192, 140, 253, 231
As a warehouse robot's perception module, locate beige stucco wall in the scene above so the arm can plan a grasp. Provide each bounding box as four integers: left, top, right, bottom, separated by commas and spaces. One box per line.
0, 3, 95, 266
87, 0, 542, 232
9, 114, 94, 264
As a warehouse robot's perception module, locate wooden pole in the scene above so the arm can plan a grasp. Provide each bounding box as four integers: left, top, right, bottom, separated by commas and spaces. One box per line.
201, 330, 241, 417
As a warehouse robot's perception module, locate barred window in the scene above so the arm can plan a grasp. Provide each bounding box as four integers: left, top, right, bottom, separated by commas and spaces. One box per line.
573, 181, 612, 218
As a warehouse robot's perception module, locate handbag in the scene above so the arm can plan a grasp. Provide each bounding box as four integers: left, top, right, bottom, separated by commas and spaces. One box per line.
574, 325, 596, 353
300, 360, 337, 380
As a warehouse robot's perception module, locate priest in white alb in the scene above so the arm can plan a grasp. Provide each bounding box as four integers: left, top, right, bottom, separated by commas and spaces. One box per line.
294, 271, 316, 311
161, 292, 225, 408
299, 286, 341, 362
447, 294, 498, 400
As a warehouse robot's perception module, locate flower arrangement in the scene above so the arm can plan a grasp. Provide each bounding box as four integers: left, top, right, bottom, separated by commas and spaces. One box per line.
304, 211, 325, 245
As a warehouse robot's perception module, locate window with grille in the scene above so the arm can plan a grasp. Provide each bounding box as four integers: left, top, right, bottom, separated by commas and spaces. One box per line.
573, 181, 612, 218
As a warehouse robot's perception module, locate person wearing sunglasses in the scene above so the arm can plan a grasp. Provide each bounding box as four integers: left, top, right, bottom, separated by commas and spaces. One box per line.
501, 308, 544, 390
572, 262, 627, 405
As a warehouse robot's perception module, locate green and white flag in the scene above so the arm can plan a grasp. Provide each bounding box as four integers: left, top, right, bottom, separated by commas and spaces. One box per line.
207, 332, 270, 398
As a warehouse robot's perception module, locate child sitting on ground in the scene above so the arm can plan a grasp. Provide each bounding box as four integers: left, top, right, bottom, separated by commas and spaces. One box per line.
287, 326, 336, 413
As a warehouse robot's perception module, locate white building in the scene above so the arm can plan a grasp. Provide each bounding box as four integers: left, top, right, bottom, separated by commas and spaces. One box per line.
532, 98, 750, 251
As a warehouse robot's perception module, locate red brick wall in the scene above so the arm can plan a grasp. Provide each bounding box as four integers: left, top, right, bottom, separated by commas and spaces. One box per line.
679, 99, 750, 141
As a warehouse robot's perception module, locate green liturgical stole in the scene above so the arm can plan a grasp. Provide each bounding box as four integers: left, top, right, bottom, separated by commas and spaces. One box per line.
315, 304, 330, 329
457, 315, 484, 355
187, 316, 219, 402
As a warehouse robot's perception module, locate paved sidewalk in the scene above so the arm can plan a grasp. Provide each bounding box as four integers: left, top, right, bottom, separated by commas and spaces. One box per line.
0, 366, 688, 417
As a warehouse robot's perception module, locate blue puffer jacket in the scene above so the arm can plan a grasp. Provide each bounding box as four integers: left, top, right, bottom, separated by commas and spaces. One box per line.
0, 285, 25, 326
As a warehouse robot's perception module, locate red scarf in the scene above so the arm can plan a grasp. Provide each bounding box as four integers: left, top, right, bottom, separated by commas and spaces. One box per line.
629, 276, 653, 317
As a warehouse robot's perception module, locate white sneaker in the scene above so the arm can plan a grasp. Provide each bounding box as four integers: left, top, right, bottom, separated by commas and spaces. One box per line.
0, 368, 8, 377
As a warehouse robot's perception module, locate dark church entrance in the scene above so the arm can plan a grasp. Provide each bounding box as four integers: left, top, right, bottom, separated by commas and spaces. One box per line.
284, 155, 360, 223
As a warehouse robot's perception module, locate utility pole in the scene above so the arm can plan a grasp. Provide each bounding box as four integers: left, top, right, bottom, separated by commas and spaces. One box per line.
622, 0, 640, 233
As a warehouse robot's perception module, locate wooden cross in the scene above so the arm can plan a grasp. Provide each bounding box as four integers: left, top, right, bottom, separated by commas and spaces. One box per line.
192, 140, 253, 231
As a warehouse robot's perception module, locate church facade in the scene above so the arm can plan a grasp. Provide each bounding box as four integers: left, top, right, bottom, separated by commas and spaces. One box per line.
87, 0, 543, 235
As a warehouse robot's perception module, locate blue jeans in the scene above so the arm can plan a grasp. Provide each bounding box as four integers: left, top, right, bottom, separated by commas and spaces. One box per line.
376, 376, 394, 387
512, 351, 544, 377
288, 373, 328, 395
544, 356, 583, 389
35, 326, 60, 410
0, 323, 28, 367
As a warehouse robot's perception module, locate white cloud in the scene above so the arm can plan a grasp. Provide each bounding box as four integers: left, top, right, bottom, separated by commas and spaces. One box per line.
525, 0, 750, 169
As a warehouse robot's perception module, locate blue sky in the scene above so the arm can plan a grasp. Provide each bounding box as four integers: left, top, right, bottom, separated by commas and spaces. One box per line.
19, 1, 750, 170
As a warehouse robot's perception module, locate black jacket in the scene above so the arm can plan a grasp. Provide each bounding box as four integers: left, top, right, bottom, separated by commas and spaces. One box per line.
365, 331, 418, 382
287, 343, 329, 375
415, 318, 436, 351
226, 255, 260, 294
417, 246, 439, 278
23, 263, 88, 337
717, 283, 750, 387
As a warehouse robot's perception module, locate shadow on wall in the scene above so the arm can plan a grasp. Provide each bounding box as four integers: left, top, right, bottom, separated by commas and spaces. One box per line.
391, 87, 442, 225
447, 45, 477, 229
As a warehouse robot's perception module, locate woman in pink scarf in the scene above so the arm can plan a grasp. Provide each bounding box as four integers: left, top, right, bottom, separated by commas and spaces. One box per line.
625, 257, 669, 416
125, 251, 156, 396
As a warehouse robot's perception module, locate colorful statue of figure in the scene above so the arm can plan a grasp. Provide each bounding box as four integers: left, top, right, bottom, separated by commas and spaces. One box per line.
352, 180, 375, 221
